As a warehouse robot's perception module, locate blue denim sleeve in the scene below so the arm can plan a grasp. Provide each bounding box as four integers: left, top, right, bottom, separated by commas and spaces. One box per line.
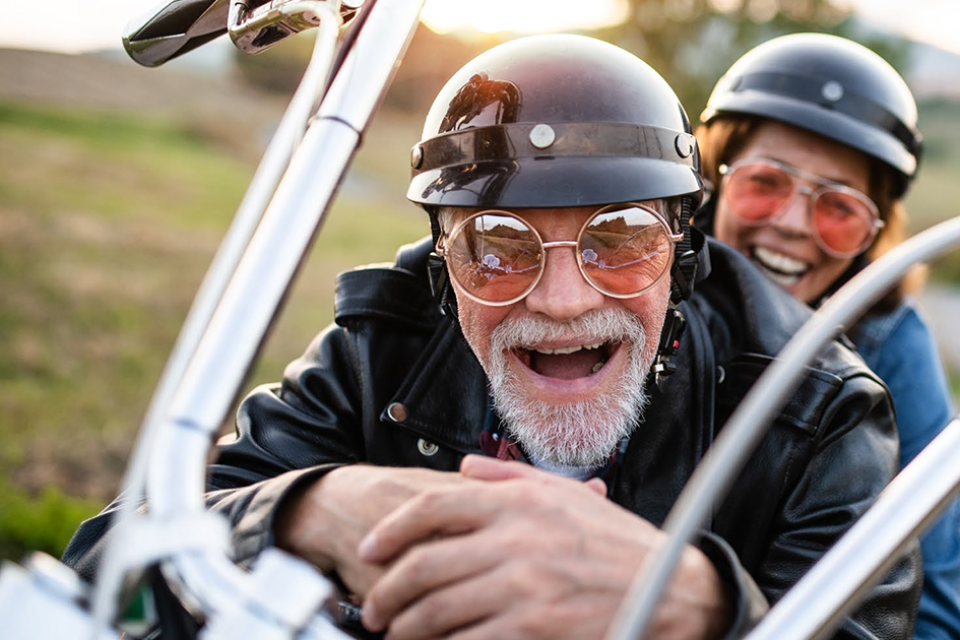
855, 302, 960, 640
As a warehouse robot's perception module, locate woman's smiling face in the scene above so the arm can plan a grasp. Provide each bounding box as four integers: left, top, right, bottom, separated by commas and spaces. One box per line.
713, 120, 874, 305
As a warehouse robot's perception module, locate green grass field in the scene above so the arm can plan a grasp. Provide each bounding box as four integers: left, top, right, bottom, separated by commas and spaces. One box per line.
0, 101, 426, 559
1, 94, 958, 562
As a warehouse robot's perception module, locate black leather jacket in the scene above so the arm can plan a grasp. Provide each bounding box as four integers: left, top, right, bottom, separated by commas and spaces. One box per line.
64, 238, 919, 639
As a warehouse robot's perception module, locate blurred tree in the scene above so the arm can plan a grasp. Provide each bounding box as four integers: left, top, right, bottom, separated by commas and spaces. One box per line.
597, 0, 909, 120
229, 2, 910, 128
230, 24, 487, 114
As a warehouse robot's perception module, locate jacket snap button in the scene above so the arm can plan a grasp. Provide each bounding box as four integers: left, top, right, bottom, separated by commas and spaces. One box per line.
386, 402, 407, 423
417, 439, 439, 456
716, 365, 726, 385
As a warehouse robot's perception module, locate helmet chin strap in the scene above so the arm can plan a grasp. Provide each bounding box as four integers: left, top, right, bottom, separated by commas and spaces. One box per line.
426, 207, 460, 320
652, 303, 686, 387
654, 195, 710, 386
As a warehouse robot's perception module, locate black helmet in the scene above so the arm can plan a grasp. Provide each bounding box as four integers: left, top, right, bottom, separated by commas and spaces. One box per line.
700, 33, 922, 197
407, 34, 703, 211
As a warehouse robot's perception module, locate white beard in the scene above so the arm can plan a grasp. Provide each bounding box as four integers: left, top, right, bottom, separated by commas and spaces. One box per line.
485, 309, 654, 469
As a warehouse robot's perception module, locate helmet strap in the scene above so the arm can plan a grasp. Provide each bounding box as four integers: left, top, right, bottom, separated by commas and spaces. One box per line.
657, 195, 709, 385
427, 251, 458, 319
426, 208, 459, 319
669, 196, 709, 304
652, 303, 686, 388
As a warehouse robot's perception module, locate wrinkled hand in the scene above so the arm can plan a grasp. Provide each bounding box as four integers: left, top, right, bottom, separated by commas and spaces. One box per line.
358, 456, 731, 640
274, 465, 470, 597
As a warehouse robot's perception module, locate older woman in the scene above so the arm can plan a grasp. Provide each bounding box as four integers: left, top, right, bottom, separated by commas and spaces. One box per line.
695, 33, 960, 640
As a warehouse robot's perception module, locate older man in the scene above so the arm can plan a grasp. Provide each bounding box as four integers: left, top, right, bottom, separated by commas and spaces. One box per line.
65, 35, 919, 640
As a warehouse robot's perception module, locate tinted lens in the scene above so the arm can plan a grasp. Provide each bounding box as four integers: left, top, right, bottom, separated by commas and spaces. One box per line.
446, 212, 542, 303
580, 206, 673, 296
725, 163, 795, 223
813, 191, 876, 256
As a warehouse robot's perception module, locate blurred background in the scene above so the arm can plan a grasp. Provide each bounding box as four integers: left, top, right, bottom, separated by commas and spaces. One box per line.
1, 0, 958, 562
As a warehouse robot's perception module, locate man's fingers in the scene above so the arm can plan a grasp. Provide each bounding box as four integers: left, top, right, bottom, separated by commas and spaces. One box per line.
375, 562, 531, 640
461, 455, 610, 497
459, 454, 541, 481
361, 532, 499, 632
585, 477, 607, 496
384, 567, 612, 640
358, 485, 497, 563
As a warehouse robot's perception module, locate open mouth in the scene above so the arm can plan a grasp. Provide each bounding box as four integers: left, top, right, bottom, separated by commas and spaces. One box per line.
511, 340, 620, 381
750, 246, 809, 288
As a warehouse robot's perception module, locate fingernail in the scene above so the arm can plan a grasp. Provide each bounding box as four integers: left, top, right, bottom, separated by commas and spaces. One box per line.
357, 532, 377, 560
362, 601, 381, 631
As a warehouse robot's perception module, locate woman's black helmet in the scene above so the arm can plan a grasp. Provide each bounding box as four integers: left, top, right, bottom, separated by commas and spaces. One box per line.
701, 33, 922, 197
407, 34, 703, 211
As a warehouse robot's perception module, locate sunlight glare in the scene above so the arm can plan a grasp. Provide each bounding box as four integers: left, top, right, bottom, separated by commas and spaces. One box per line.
421, 0, 630, 35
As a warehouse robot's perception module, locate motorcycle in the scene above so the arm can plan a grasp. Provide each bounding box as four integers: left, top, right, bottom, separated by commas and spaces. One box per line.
0, 2, 958, 639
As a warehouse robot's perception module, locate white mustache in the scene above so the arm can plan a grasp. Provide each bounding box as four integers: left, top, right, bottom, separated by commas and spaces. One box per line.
490, 308, 647, 352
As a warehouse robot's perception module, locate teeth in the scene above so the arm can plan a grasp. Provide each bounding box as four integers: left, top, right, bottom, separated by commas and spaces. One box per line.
761, 268, 801, 288
753, 247, 808, 275
532, 341, 604, 355
591, 361, 605, 374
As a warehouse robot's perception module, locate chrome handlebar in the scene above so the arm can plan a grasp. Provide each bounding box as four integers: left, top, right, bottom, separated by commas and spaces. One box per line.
607, 215, 960, 640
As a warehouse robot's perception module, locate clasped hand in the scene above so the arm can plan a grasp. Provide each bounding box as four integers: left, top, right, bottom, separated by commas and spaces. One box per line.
275, 457, 730, 640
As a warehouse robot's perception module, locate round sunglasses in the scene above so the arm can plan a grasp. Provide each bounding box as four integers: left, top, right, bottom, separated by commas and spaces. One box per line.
436, 203, 683, 306
719, 157, 883, 259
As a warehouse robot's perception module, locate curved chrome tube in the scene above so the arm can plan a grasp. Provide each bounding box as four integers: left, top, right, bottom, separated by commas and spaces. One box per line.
92, 1, 354, 635
89, 3, 344, 630
140, 0, 424, 634
605, 214, 960, 640
745, 416, 960, 640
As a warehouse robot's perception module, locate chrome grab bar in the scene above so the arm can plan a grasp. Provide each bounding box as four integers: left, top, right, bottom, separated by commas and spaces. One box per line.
143, 0, 425, 634
90, 1, 345, 630
745, 415, 960, 640
606, 214, 960, 640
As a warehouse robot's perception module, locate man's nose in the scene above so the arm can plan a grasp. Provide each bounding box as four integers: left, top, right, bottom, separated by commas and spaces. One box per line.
523, 246, 606, 321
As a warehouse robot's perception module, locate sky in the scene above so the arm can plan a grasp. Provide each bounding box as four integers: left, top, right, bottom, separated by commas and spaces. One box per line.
0, 0, 957, 57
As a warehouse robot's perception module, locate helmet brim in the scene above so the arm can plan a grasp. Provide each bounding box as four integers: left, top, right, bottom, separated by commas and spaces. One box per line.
408, 155, 703, 210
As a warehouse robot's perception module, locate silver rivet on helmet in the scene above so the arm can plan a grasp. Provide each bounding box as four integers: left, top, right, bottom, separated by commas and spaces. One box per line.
675, 134, 695, 158
529, 124, 556, 149
411, 144, 424, 169
822, 80, 844, 103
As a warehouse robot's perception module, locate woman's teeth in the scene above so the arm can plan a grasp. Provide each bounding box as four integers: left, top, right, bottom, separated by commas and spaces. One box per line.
751, 247, 808, 287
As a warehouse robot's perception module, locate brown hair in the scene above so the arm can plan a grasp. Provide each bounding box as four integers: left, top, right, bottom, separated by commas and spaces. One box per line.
695, 114, 924, 311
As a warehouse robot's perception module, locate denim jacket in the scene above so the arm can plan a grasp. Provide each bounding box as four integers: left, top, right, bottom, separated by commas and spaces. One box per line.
850, 300, 960, 640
